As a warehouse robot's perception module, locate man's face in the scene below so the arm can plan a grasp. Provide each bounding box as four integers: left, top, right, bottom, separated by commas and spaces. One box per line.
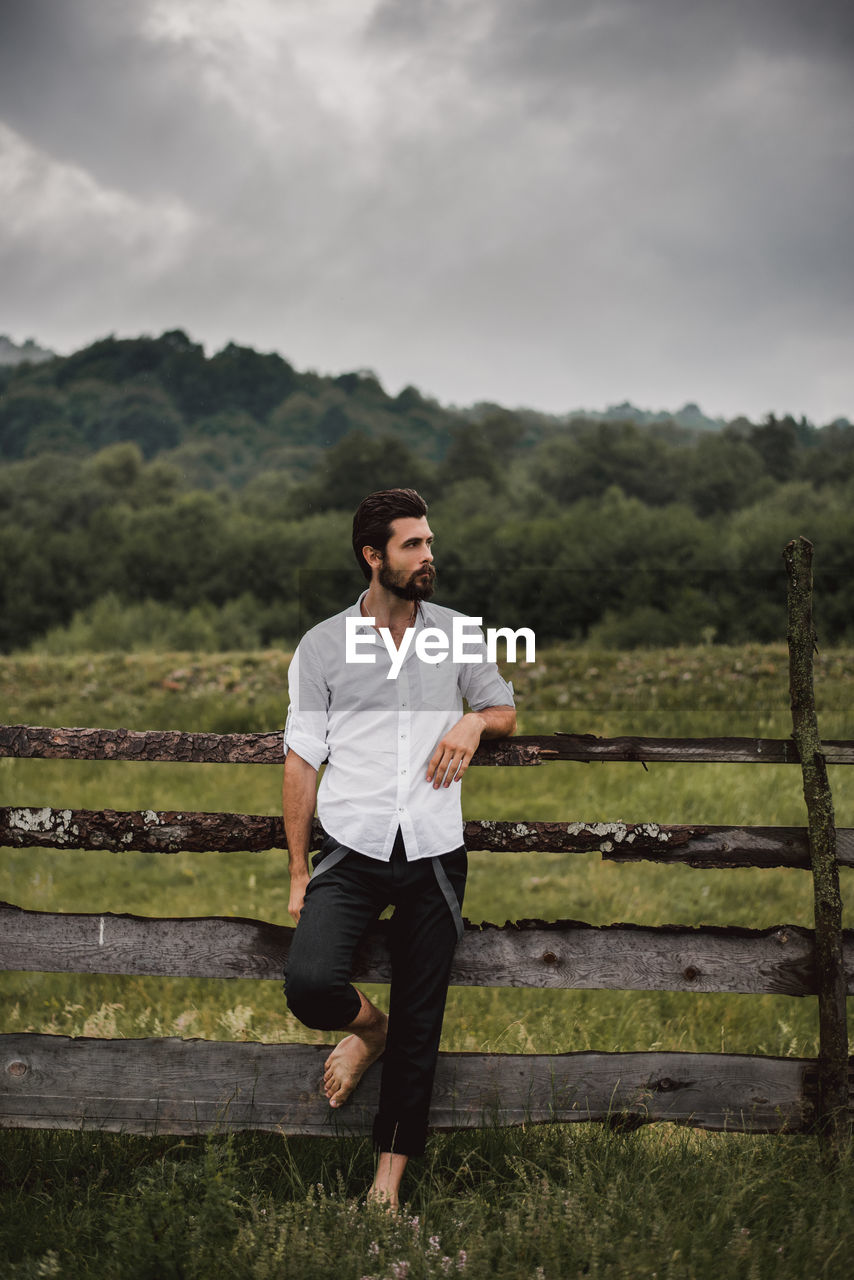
375, 515, 436, 601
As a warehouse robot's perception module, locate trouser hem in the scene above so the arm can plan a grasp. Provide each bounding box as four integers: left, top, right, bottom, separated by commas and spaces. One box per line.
372, 1114, 427, 1159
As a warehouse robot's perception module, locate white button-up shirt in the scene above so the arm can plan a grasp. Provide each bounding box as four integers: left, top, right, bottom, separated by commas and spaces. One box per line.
284, 593, 515, 861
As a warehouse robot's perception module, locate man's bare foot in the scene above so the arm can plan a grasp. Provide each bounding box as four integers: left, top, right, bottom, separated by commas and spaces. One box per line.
324, 1013, 387, 1108
367, 1151, 408, 1211
366, 1184, 399, 1213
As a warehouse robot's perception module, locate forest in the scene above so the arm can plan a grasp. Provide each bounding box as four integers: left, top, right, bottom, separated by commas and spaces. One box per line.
1, 329, 852, 653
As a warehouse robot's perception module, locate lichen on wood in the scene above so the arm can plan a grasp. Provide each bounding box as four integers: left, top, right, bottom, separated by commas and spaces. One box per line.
784, 535, 850, 1148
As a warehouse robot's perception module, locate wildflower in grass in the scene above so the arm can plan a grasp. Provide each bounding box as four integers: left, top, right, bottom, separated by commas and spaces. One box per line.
390, 1262, 410, 1279
368, 1241, 380, 1258
427, 1235, 441, 1253
441, 1259, 453, 1275
456, 1250, 467, 1270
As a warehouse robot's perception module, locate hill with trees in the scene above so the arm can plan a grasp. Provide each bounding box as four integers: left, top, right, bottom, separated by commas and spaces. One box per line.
1, 330, 852, 652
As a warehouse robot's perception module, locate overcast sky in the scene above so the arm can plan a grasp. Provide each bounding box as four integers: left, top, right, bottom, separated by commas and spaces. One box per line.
1, 0, 852, 421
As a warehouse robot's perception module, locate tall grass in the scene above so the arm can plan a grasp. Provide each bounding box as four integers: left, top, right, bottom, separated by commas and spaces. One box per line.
2, 1126, 853, 1279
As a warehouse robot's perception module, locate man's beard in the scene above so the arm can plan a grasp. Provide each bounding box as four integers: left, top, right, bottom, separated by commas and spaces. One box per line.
378, 560, 437, 601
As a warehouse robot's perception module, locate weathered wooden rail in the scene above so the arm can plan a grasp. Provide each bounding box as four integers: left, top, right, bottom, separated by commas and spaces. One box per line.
3, 805, 854, 865
0, 1037, 816, 1136
4, 899, 854, 995
1, 538, 851, 1142
4, 723, 854, 766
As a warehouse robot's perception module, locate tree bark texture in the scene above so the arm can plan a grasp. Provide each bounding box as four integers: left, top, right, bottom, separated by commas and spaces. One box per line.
3, 806, 854, 866
3, 724, 854, 766
784, 535, 851, 1147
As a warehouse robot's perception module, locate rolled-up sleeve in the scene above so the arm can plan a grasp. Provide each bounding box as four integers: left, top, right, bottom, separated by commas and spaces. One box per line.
283, 639, 330, 769
457, 624, 516, 712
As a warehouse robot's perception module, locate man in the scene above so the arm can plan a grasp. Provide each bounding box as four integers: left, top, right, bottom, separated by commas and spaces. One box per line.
282, 487, 516, 1208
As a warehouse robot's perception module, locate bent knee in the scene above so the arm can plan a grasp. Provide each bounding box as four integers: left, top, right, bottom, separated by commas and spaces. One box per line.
284, 966, 354, 1030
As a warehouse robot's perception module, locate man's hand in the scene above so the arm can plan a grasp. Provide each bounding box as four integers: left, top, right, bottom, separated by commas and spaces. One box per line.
426, 706, 515, 788
427, 712, 484, 788
288, 870, 310, 924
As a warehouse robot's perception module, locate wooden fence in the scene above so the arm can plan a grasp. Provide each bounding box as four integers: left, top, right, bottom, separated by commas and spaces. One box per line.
1, 538, 851, 1143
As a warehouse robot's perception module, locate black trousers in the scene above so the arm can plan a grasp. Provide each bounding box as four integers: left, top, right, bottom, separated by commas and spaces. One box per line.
284, 829, 467, 1157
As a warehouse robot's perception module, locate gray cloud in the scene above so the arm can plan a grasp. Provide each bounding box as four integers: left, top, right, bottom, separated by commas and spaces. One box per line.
357, 0, 854, 409
368, 0, 854, 81
0, 0, 318, 207
1, 0, 852, 420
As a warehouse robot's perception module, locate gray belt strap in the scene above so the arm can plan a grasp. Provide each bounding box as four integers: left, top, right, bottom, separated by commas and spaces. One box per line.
310, 844, 350, 880
432, 857, 464, 942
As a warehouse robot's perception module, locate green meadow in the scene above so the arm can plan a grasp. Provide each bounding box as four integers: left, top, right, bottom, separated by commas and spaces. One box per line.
1, 645, 853, 1278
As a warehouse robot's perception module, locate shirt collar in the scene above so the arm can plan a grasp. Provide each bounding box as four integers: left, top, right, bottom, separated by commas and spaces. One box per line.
347, 591, 432, 634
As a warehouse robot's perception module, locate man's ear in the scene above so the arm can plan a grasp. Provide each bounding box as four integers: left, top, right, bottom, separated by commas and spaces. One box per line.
363, 545, 382, 571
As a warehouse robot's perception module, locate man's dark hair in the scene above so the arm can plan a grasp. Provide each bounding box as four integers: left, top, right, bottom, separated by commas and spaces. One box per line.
352, 488, 428, 581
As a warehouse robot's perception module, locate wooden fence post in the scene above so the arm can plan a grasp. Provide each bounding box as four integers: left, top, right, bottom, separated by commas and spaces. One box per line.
784, 535, 850, 1148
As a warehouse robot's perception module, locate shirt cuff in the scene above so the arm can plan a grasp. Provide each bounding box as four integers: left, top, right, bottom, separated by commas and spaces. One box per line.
283, 713, 329, 770
467, 674, 516, 712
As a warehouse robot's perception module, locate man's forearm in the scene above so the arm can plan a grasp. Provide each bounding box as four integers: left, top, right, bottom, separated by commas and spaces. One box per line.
467, 705, 517, 739
282, 751, 318, 879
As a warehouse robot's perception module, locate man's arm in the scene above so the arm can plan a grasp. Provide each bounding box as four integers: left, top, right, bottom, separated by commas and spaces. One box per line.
283, 750, 318, 922
426, 704, 517, 789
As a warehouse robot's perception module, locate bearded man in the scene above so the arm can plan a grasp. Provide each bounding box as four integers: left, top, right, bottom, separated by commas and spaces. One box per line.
282, 487, 516, 1208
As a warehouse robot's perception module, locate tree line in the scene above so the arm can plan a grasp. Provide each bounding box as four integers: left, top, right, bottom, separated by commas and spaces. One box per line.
1, 331, 852, 652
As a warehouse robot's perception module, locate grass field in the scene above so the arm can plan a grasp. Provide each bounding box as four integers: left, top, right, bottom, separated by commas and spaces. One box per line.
2, 644, 853, 1278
